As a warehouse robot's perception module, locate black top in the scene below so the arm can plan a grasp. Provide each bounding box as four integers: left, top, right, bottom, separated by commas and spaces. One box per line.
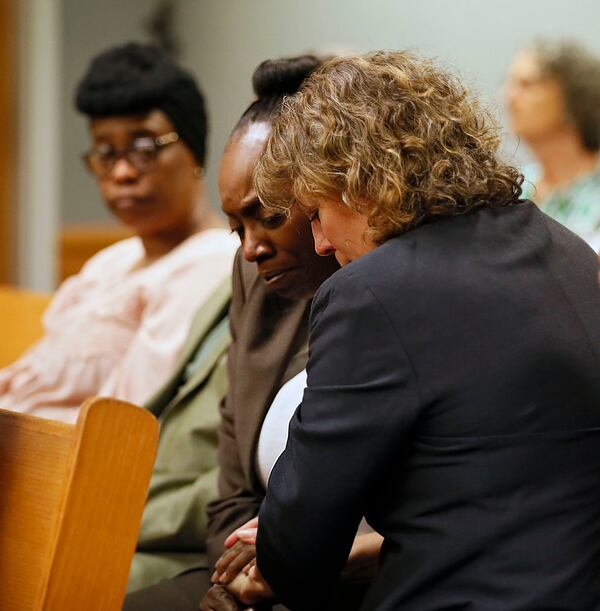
257, 201, 600, 610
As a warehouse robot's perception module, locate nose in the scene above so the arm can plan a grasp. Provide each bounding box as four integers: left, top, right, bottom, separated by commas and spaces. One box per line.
242, 227, 273, 263
503, 79, 520, 108
311, 219, 335, 257
110, 157, 139, 183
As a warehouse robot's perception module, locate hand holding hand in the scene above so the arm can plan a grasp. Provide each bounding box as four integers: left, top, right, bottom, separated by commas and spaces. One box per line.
224, 516, 259, 548
198, 584, 244, 611
340, 532, 384, 584
226, 562, 274, 607
212, 540, 257, 585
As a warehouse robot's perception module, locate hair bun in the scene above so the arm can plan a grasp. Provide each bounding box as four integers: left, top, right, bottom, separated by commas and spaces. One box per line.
252, 55, 322, 98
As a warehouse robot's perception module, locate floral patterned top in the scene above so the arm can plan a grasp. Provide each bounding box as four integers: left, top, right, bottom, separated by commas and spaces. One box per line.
521, 162, 600, 251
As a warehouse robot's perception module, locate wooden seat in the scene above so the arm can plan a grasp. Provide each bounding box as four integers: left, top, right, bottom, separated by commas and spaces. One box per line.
0, 396, 159, 611
0, 285, 52, 367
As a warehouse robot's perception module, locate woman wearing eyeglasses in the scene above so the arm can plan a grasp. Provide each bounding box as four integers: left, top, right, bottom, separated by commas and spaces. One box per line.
0, 43, 238, 423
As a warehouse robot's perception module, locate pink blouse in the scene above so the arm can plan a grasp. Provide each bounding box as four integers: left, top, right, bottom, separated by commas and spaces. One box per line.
0, 229, 238, 423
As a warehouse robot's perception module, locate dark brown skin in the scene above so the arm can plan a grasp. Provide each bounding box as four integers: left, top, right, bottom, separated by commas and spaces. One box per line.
201, 121, 338, 611
89, 109, 221, 260
213, 540, 256, 586
219, 121, 338, 300
198, 585, 243, 611
210, 524, 382, 606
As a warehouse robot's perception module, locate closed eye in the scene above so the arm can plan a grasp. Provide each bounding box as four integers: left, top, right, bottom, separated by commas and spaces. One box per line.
261, 213, 287, 230
229, 225, 244, 239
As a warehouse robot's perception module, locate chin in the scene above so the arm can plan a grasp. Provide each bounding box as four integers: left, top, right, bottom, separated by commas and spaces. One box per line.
334, 254, 352, 266
108, 213, 147, 232
130, 221, 173, 238
271, 283, 314, 301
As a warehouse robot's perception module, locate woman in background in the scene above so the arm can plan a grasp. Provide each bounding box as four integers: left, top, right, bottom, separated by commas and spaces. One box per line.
0, 42, 238, 422
505, 39, 600, 248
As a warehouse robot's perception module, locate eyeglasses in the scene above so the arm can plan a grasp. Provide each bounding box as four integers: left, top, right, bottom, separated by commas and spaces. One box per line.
82, 131, 180, 179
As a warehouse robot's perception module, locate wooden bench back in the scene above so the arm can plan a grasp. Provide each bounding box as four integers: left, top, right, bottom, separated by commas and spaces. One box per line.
0, 397, 158, 611
0, 285, 51, 367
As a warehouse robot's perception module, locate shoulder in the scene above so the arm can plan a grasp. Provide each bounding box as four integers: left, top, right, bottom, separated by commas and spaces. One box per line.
315, 202, 546, 308
310, 247, 398, 333
78, 237, 144, 276
314, 236, 411, 305
571, 164, 600, 201
520, 162, 540, 199
149, 230, 238, 283
176, 228, 240, 258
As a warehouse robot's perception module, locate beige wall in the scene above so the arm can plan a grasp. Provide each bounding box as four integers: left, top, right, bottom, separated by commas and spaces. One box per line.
18, 0, 600, 288
176, 0, 600, 208
61, 0, 154, 225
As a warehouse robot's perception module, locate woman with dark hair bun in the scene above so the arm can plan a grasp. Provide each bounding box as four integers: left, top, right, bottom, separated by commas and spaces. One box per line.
123, 54, 377, 611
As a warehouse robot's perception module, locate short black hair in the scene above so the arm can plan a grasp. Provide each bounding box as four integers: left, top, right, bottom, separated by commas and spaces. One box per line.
234, 54, 324, 135
75, 42, 208, 166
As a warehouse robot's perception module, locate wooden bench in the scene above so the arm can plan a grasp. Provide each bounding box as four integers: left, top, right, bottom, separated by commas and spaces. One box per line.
0, 286, 52, 367
0, 396, 159, 610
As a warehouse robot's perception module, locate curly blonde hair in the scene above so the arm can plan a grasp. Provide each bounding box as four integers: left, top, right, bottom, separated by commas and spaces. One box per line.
254, 51, 523, 244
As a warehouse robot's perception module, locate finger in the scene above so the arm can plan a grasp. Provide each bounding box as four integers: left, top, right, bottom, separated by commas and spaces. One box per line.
223, 532, 240, 548
199, 585, 242, 611
236, 516, 259, 529
234, 528, 258, 545
242, 558, 257, 575
215, 541, 247, 575
250, 563, 267, 584
229, 571, 272, 607
224, 517, 259, 548
219, 546, 257, 584
215, 541, 256, 582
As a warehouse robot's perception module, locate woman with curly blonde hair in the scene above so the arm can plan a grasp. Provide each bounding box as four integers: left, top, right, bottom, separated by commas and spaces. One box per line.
257, 51, 523, 248
233, 51, 600, 610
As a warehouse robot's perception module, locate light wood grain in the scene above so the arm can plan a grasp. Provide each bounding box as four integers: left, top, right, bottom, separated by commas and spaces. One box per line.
0, 396, 158, 610
0, 285, 52, 367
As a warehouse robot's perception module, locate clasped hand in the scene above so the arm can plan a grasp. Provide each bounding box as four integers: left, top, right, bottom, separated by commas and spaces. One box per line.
199, 518, 274, 611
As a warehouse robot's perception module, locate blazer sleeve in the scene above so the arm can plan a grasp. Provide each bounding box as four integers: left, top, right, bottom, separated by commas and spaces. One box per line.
135, 351, 227, 553
256, 268, 420, 610
206, 251, 262, 567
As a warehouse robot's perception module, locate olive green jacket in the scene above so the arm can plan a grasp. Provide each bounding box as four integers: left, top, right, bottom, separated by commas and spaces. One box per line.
127, 276, 231, 592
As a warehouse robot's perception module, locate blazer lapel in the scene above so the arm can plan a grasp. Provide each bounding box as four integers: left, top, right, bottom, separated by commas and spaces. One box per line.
234, 275, 311, 489
145, 276, 232, 419
170, 315, 230, 407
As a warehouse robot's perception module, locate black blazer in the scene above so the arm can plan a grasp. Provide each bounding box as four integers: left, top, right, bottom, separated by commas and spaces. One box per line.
257, 202, 600, 610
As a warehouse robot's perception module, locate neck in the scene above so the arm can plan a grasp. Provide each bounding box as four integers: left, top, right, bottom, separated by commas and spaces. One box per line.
527, 128, 598, 190
140, 188, 224, 259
